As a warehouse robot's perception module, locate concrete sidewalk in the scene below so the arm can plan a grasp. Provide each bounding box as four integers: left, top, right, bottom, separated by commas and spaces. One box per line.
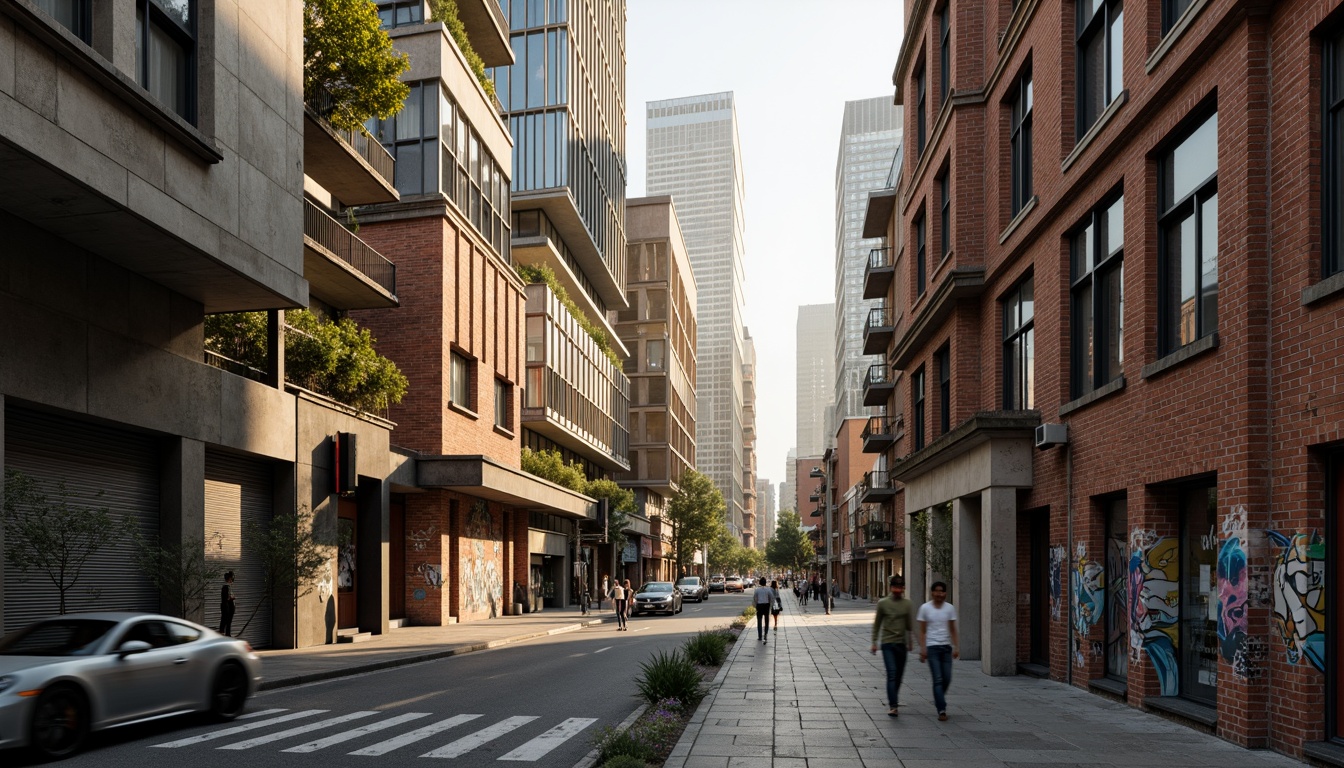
666, 589, 1302, 768
255, 606, 614, 690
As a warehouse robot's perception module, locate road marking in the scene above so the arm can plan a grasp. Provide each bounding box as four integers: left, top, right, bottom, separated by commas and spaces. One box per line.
349, 714, 481, 756
238, 708, 288, 720
421, 716, 539, 758
281, 712, 434, 753
631, 626, 651, 633
568, 652, 586, 658
593, 646, 612, 653
219, 710, 380, 750
151, 710, 329, 748
499, 717, 597, 761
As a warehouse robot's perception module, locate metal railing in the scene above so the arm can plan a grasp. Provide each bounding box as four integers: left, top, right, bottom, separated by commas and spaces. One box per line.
305, 85, 396, 185
866, 364, 893, 387
304, 200, 397, 296
868, 246, 893, 270
866, 305, 894, 332
861, 415, 896, 440
863, 470, 893, 492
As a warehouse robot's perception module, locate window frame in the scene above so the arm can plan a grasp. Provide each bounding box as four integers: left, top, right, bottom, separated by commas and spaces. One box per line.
1157, 111, 1219, 356
494, 378, 511, 430
916, 65, 928, 157
939, 170, 951, 259
1071, 193, 1125, 398
1010, 70, 1034, 216
1002, 275, 1035, 410
136, 0, 197, 123
939, 4, 951, 108
1076, 0, 1123, 140
936, 345, 951, 435
915, 208, 927, 296
912, 367, 927, 451
1325, 24, 1344, 279
1162, 0, 1193, 37
33, 0, 91, 42
451, 351, 473, 411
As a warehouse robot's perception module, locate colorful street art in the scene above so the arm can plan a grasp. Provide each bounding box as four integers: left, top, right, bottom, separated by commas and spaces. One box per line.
1105, 532, 1128, 677
461, 502, 502, 618
1049, 545, 1066, 622
1129, 529, 1179, 695
1072, 542, 1104, 668
1267, 530, 1325, 672
416, 562, 444, 588
1217, 506, 1250, 676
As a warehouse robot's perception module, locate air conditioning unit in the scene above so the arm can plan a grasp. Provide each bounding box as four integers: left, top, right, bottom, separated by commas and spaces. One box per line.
1035, 423, 1068, 450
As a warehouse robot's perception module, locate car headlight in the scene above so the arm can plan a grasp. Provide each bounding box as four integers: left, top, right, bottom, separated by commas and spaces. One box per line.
0, 675, 15, 694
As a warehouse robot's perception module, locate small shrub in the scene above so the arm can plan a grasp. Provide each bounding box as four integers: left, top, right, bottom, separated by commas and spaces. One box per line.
600, 755, 648, 768
742, 606, 756, 620
682, 630, 729, 666
635, 650, 706, 708
594, 726, 656, 764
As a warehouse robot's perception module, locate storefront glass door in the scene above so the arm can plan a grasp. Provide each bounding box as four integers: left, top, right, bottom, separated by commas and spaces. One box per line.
1180, 485, 1218, 704
1331, 455, 1344, 740
1105, 498, 1129, 680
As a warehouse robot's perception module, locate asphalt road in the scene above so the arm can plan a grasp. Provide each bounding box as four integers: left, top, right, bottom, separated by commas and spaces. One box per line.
23, 592, 753, 768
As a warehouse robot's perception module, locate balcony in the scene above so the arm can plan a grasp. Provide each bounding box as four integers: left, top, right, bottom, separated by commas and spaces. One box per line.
863, 305, 896, 355
861, 415, 901, 453
863, 364, 897, 407
863, 247, 894, 300
860, 470, 896, 503
303, 200, 398, 309
861, 516, 898, 550
303, 87, 398, 206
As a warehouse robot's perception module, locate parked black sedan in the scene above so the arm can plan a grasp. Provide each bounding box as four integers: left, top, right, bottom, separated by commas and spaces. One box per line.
631, 582, 683, 615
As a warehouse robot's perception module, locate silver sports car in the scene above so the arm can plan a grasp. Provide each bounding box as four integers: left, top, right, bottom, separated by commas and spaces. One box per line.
0, 612, 263, 760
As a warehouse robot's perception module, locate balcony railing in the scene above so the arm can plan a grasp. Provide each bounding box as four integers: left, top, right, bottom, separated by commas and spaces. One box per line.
863, 364, 896, 406
863, 305, 896, 355
864, 246, 896, 300
860, 470, 896, 503
865, 305, 894, 333
306, 85, 396, 185
868, 247, 893, 270
861, 415, 901, 453
304, 199, 397, 296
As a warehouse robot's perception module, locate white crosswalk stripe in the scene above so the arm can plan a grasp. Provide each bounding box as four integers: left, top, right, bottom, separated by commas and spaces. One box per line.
499, 717, 598, 761
151, 710, 328, 748
218, 710, 380, 750
238, 708, 289, 720
422, 716, 539, 758
281, 712, 434, 753
349, 713, 482, 756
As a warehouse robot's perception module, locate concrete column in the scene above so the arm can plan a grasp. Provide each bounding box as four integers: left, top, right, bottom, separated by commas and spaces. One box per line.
159, 437, 206, 622
266, 309, 285, 389
981, 486, 1019, 675
271, 461, 299, 648
905, 507, 926, 607
953, 495, 982, 661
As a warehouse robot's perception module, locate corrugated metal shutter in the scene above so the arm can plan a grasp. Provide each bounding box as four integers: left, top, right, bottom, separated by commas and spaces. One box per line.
3, 408, 160, 633
203, 451, 274, 648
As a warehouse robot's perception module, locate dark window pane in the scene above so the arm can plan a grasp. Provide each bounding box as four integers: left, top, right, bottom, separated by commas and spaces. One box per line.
1169, 114, 1219, 204
1110, 8, 1124, 102
397, 143, 422, 195
1104, 262, 1123, 379
1081, 27, 1105, 130
527, 33, 544, 108
510, 37, 527, 110
1201, 193, 1219, 337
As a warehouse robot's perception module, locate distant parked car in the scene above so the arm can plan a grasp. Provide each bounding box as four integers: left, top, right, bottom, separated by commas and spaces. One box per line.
675, 576, 708, 602
0, 612, 262, 760
725, 577, 745, 593
631, 582, 683, 615
709, 575, 726, 593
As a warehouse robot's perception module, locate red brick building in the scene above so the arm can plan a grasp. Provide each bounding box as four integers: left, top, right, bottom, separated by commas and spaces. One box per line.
873, 0, 1344, 760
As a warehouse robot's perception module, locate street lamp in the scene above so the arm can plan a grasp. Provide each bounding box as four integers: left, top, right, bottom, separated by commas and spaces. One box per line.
809, 465, 832, 615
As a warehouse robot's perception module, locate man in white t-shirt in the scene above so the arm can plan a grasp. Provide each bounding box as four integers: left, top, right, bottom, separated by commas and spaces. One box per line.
917, 581, 960, 721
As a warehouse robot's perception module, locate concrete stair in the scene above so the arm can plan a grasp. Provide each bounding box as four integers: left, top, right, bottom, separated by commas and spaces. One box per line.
335, 628, 373, 643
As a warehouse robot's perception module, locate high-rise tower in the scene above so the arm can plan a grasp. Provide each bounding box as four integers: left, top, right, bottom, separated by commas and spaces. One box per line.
646, 92, 748, 537
797, 303, 837, 457
833, 97, 901, 426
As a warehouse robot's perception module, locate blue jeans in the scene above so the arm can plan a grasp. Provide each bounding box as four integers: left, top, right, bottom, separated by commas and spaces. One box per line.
927, 645, 953, 712
880, 643, 908, 707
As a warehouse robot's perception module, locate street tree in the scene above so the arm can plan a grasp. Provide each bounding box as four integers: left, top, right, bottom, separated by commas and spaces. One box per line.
133, 534, 225, 621
706, 527, 739, 575
666, 469, 726, 576
238, 507, 332, 638
2, 469, 136, 615
304, 0, 410, 132
766, 509, 815, 575
583, 478, 636, 542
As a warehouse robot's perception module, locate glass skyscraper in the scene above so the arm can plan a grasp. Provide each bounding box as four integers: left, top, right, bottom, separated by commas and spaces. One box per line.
646, 92, 748, 538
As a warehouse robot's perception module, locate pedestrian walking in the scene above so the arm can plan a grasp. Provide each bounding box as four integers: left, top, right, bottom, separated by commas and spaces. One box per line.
609, 579, 627, 630
753, 577, 775, 642
219, 571, 236, 637
770, 579, 783, 629
917, 581, 960, 721
600, 574, 609, 610
870, 575, 916, 717
622, 579, 633, 625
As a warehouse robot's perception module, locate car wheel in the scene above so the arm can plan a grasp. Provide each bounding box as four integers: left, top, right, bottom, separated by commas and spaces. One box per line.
29, 685, 88, 761
210, 661, 249, 721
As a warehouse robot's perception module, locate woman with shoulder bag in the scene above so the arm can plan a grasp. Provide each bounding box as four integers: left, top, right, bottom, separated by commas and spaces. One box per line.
770, 579, 783, 630
609, 579, 627, 631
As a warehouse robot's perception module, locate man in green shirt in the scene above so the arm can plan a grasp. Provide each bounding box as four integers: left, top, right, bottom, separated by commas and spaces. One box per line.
870, 575, 916, 717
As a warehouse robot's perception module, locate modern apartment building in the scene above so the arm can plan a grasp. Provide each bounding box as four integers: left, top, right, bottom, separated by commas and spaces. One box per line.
646, 92, 748, 539
832, 98, 902, 429
741, 328, 757, 548
355, 1, 594, 625
783, 447, 797, 514
796, 304, 837, 458
0, 0, 411, 648
756, 477, 776, 545
616, 195, 698, 587
878, 0, 1344, 760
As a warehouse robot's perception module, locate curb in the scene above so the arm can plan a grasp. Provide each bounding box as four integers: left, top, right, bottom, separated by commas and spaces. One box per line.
258, 617, 609, 691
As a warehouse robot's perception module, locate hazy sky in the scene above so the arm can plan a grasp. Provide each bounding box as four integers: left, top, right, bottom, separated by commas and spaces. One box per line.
626, 1, 905, 503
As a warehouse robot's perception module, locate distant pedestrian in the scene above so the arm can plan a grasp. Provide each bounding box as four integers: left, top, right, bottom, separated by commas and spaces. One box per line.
600, 574, 609, 610
623, 579, 633, 624
609, 579, 627, 630
219, 571, 236, 637
770, 580, 783, 629
753, 578, 775, 642
871, 575, 915, 717
918, 581, 960, 721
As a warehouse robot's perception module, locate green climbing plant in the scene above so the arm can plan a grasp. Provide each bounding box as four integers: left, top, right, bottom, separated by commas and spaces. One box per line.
515, 263, 621, 368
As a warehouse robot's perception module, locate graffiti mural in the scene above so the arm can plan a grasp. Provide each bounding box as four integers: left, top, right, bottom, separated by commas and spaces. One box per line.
1105, 531, 1128, 677
1049, 545, 1066, 621
1072, 542, 1104, 668
416, 562, 444, 588
1217, 506, 1250, 676
1129, 529, 1179, 695
408, 525, 436, 553
460, 502, 502, 617
1267, 530, 1325, 672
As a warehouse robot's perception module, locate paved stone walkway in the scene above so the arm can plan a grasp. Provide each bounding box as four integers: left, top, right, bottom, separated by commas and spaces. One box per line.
665, 589, 1302, 768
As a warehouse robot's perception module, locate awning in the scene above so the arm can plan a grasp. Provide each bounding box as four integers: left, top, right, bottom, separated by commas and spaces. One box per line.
416, 454, 596, 520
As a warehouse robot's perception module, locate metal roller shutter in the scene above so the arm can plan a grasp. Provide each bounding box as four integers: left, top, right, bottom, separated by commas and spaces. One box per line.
3, 407, 160, 633
204, 450, 274, 648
